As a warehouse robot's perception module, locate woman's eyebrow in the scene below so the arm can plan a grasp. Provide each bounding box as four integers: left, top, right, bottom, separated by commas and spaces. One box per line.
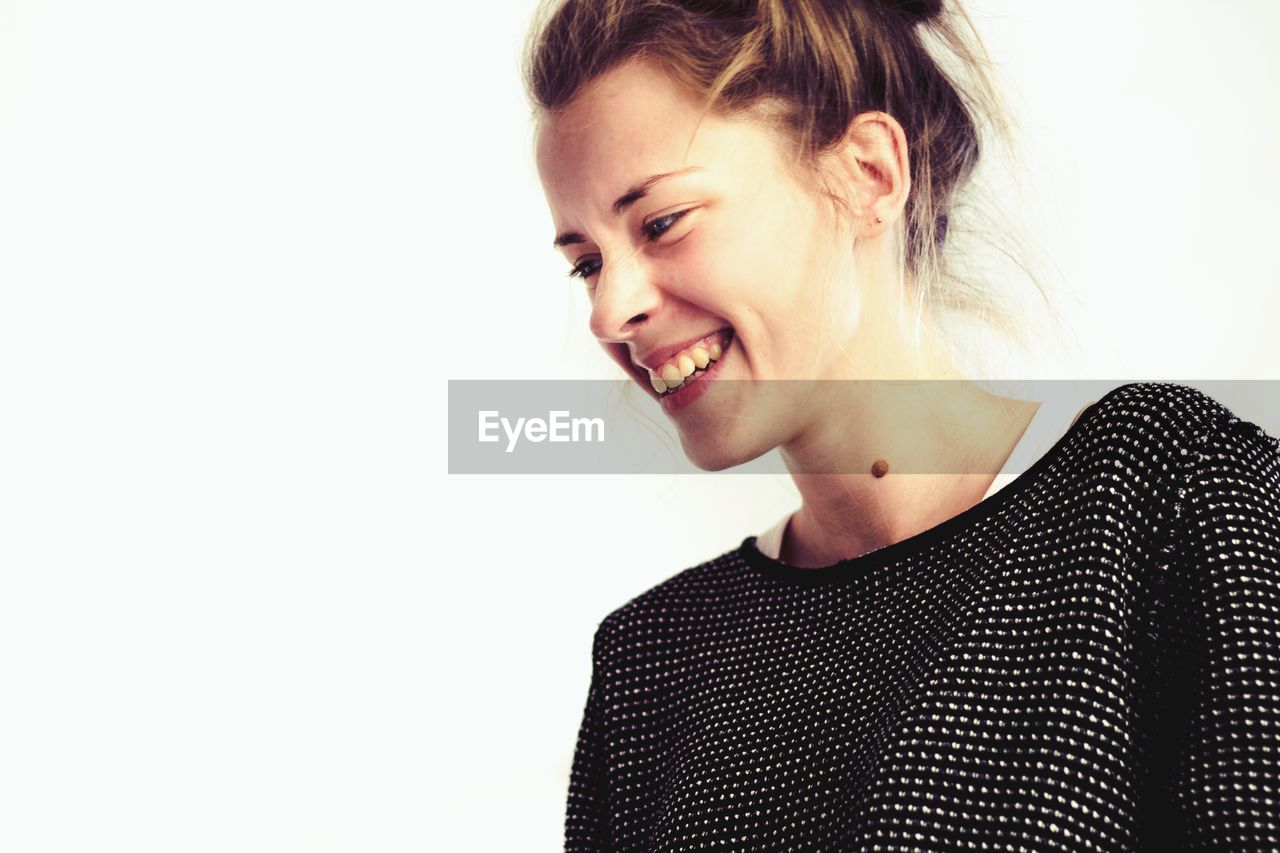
552, 166, 704, 248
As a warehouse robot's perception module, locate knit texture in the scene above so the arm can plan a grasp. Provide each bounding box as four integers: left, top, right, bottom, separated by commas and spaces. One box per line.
564, 381, 1280, 851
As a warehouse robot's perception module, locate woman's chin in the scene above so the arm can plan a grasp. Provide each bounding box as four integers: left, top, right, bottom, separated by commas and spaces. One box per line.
677, 432, 764, 473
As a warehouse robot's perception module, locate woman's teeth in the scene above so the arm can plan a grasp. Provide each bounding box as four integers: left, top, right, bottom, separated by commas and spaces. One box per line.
648, 340, 725, 394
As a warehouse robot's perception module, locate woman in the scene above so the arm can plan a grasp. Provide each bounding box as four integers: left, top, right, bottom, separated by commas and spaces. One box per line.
523, 0, 1280, 849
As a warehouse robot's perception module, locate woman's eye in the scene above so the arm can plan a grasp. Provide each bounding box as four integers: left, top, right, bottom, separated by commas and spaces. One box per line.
564, 210, 692, 282
643, 209, 691, 242
567, 258, 601, 280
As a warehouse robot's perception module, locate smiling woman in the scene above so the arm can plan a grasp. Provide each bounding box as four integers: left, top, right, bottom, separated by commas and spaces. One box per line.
538, 61, 872, 439
526, 0, 1055, 477
521, 0, 1280, 850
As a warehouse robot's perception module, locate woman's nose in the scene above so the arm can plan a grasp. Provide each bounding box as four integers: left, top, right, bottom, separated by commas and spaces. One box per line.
587, 253, 660, 343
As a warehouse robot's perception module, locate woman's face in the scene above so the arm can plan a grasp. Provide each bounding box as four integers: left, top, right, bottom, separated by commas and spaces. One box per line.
535, 58, 871, 470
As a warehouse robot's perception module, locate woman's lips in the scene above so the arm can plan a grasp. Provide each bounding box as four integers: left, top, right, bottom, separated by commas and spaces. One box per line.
634, 326, 733, 373
637, 328, 734, 392
658, 331, 733, 415
600, 329, 735, 406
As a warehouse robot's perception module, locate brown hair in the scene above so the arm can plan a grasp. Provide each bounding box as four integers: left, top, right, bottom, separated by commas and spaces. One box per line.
523, 0, 1070, 374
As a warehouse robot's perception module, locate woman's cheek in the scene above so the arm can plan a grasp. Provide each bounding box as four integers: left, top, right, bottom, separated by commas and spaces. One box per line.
662, 230, 720, 300
681, 225, 749, 300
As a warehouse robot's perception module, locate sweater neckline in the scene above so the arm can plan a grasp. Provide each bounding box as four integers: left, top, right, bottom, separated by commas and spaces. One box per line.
739, 384, 1128, 585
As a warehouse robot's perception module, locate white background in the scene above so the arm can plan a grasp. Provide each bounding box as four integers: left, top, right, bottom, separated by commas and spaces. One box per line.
2, 1, 1278, 850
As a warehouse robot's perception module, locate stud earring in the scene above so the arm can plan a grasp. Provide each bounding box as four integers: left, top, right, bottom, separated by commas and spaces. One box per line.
875, 217, 883, 224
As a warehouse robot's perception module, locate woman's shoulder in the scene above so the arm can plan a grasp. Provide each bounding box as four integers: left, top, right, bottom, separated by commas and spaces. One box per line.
1072, 381, 1279, 479
1118, 381, 1280, 608
589, 543, 751, 661
1085, 381, 1259, 440
1162, 381, 1280, 540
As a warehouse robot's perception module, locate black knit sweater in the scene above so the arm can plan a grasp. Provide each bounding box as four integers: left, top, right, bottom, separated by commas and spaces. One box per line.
564, 382, 1280, 851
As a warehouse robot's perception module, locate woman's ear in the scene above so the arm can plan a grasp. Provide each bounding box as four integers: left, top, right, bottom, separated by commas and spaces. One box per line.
821, 110, 911, 238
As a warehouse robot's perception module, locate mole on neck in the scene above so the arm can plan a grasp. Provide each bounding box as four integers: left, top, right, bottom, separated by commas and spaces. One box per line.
778, 395, 1043, 569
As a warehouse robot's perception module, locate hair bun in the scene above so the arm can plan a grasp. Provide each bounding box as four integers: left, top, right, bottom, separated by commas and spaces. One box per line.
883, 0, 944, 24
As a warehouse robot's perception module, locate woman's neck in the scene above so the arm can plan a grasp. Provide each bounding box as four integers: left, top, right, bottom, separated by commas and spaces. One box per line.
776, 380, 1041, 569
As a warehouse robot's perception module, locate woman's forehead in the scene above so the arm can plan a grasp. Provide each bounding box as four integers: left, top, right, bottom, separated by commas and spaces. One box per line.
536, 65, 704, 169
535, 67, 777, 212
